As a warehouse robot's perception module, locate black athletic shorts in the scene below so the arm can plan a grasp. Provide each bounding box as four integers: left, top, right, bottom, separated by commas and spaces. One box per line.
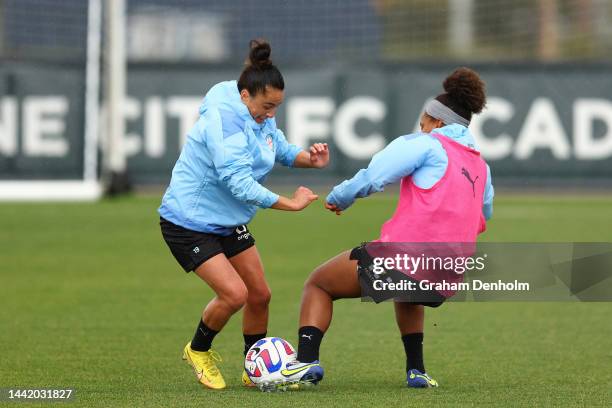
160, 217, 255, 272
350, 243, 445, 307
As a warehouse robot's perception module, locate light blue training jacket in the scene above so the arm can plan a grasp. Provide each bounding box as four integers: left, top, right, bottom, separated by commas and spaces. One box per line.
158, 80, 302, 235
326, 124, 494, 219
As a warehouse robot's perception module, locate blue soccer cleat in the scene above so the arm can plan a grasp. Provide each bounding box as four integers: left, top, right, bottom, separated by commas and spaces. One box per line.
407, 369, 439, 388
280, 360, 324, 386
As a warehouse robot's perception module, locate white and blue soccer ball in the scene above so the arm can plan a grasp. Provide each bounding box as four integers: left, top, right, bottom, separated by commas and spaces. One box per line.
244, 336, 297, 386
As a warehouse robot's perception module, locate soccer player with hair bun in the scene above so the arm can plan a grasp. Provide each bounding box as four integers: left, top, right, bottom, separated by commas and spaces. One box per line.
284, 67, 495, 388
158, 39, 329, 390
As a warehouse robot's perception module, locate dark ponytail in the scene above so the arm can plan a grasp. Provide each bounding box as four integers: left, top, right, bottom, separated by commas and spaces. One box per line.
237, 39, 284, 96
435, 67, 486, 122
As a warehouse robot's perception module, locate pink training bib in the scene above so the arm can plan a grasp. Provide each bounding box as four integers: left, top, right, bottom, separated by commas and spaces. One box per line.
378, 133, 487, 243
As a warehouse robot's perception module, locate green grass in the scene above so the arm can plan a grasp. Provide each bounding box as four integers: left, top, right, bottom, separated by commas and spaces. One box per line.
1, 194, 611, 407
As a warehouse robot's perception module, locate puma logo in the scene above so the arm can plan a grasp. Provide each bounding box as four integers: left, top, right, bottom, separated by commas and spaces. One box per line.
301, 334, 313, 340
461, 167, 479, 197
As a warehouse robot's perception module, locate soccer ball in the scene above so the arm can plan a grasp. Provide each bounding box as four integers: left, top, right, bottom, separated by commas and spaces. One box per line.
244, 337, 297, 387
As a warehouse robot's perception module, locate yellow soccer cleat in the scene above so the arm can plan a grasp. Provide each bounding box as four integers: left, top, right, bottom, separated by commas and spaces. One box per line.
182, 342, 226, 390
242, 369, 256, 387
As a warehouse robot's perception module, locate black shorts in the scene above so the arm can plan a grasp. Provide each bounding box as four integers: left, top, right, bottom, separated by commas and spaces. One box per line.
350, 243, 445, 307
160, 217, 255, 272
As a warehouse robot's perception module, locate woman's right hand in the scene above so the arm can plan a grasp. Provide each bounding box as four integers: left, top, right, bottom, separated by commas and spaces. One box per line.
324, 202, 343, 215
271, 186, 318, 211
291, 186, 319, 210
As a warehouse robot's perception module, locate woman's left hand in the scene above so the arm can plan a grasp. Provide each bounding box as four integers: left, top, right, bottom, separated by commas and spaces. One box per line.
309, 143, 329, 168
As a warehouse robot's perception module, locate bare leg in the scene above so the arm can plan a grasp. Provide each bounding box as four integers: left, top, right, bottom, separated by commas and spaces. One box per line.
193, 253, 248, 331
295, 250, 362, 364
299, 250, 361, 332
229, 246, 271, 335
393, 302, 425, 335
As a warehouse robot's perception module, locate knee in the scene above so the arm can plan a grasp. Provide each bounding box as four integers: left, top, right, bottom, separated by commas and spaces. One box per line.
221, 285, 248, 312
303, 276, 315, 292
303, 269, 325, 293
305, 265, 326, 287
303, 266, 349, 301
247, 286, 271, 308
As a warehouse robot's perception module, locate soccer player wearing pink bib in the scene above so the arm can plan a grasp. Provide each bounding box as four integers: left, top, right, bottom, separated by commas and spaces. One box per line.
283, 68, 494, 388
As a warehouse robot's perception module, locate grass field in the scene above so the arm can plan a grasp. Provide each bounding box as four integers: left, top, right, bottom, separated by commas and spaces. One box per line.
1, 194, 611, 407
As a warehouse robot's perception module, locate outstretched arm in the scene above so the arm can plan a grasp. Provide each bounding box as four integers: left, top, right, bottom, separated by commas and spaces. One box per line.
271, 186, 319, 211
325, 134, 432, 214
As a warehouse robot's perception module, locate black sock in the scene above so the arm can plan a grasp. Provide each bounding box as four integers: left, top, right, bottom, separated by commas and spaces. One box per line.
190, 319, 218, 352
297, 326, 324, 363
243, 332, 267, 356
402, 332, 425, 372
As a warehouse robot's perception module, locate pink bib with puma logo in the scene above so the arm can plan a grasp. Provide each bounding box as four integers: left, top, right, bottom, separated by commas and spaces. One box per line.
378, 133, 487, 243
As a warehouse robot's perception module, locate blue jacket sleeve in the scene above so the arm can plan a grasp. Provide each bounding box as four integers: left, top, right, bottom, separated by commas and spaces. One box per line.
326, 134, 432, 211
205, 110, 279, 208
274, 129, 302, 167
483, 164, 494, 220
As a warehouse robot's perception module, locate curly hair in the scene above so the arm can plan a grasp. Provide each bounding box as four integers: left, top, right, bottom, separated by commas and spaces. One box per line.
435, 67, 486, 122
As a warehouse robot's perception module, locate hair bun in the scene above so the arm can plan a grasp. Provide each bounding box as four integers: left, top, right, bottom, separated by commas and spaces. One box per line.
443, 67, 486, 114
248, 39, 272, 67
